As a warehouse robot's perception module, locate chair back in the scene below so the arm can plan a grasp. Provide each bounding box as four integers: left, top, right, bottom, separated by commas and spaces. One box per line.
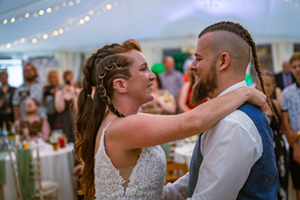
7, 146, 42, 200
165, 162, 189, 184
29, 147, 43, 192
7, 147, 22, 200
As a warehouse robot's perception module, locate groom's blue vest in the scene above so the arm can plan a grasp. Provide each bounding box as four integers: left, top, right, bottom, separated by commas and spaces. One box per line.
187, 103, 279, 199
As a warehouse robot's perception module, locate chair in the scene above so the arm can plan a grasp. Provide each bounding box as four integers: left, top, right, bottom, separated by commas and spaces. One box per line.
7, 147, 61, 200
165, 162, 189, 184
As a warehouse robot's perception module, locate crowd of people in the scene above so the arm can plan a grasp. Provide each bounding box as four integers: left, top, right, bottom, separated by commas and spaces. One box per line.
1, 20, 300, 200
0, 63, 80, 143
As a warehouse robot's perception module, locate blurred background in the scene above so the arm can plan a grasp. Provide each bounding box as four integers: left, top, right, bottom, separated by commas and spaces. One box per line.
0, 0, 300, 86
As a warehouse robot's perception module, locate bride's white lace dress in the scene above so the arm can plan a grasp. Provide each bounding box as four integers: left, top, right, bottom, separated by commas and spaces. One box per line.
94, 123, 166, 200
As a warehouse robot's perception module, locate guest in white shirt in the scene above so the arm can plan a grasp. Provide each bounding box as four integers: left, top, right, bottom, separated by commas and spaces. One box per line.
164, 21, 279, 200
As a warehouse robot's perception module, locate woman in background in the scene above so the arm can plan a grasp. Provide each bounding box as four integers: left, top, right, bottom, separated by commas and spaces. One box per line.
43, 69, 61, 131
178, 60, 207, 112
140, 73, 176, 115
16, 97, 50, 142
55, 70, 80, 142
256, 70, 288, 200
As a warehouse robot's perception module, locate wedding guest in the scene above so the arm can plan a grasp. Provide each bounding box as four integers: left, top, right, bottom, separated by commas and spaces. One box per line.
13, 63, 46, 121
140, 73, 176, 115
281, 52, 300, 200
159, 56, 184, 101
275, 61, 296, 91
256, 70, 289, 200
178, 60, 208, 112
15, 97, 50, 142
73, 39, 266, 200
55, 70, 80, 142
0, 71, 15, 130
43, 69, 61, 130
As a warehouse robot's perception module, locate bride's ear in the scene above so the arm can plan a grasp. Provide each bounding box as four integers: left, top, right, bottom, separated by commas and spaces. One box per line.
113, 79, 128, 94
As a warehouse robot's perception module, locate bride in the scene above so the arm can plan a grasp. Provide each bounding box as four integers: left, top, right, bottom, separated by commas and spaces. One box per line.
74, 39, 266, 200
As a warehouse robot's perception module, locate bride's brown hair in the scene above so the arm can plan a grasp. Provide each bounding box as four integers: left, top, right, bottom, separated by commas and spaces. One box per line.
74, 39, 141, 200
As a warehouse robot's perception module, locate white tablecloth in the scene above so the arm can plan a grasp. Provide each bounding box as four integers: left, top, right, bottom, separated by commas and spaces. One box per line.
174, 143, 195, 168
3, 144, 76, 200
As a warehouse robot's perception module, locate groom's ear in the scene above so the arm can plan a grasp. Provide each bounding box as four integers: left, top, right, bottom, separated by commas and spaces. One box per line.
218, 52, 230, 71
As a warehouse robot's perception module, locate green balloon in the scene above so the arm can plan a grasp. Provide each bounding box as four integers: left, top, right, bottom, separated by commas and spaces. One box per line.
151, 63, 165, 74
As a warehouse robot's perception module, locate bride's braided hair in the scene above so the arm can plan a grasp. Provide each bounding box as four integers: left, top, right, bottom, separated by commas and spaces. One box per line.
74, 39, 141, 200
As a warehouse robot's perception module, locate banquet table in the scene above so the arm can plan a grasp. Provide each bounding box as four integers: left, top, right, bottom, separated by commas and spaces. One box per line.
173, 143, 195, 168
2, 143, 76, 200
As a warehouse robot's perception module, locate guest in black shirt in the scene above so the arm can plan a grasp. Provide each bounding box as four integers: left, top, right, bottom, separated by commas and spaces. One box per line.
0, 71, 15, 130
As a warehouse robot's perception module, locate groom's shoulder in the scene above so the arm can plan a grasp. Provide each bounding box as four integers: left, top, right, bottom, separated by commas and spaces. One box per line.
216, 108, 257, 132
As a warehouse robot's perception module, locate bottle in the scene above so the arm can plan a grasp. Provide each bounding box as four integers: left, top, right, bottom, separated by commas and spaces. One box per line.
2, 121, 8, 137
9, 122, 17, 147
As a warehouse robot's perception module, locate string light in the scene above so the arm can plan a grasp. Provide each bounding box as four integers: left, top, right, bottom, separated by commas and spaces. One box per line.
106, 4, 112, 9
79, 19, 85, 24
1, 0, 120, 49
1, 0, 81, 25
284, 0, 300, 6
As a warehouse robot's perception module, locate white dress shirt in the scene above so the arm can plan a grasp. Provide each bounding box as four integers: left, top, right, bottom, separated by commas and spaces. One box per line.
164, 81, 263, 200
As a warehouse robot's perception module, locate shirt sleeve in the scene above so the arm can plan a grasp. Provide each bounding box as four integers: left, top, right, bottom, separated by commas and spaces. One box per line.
30, 82, 44, 104
190, 112, 262, 200
281, 90, 288, 111
12, 87, 20, 105
164, 172, 189, 200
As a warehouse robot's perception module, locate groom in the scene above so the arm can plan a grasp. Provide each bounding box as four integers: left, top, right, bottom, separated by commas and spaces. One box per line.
164, 21, 279, 200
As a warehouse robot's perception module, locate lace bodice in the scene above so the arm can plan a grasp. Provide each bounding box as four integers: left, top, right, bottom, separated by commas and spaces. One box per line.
94, 122, 166, 200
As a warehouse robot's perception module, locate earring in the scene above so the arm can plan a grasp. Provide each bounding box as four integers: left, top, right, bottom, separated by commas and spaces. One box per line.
113, 86, 116, 90
124, 90, 128, 94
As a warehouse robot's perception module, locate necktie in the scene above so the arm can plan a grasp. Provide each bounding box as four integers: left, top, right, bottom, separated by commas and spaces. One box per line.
187, 135, 203, 197
286, 73, 290, 87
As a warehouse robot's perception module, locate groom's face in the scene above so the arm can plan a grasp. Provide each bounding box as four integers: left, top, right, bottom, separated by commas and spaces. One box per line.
190, 33, 218, 105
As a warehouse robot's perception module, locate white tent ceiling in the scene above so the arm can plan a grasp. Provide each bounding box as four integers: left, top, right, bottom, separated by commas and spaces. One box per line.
1, 0, 300, 53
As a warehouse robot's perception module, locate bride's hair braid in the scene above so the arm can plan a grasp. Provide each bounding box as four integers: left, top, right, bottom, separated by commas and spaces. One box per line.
74, 39, 141, 200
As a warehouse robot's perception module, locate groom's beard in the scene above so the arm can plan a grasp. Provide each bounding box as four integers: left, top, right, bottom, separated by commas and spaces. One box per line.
191, 62, 218, 105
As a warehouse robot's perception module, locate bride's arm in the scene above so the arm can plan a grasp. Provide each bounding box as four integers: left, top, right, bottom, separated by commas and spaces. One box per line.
109, 86, 266, 150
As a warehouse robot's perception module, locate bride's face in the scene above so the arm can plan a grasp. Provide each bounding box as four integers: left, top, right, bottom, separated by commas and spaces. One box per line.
125, 50, 156, 105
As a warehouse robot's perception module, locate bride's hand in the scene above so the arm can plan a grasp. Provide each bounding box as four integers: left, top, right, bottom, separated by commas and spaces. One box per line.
238, 86, 267, 112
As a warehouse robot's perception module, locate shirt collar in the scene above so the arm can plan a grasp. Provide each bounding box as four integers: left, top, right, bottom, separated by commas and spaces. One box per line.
218, 81, 247, 97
